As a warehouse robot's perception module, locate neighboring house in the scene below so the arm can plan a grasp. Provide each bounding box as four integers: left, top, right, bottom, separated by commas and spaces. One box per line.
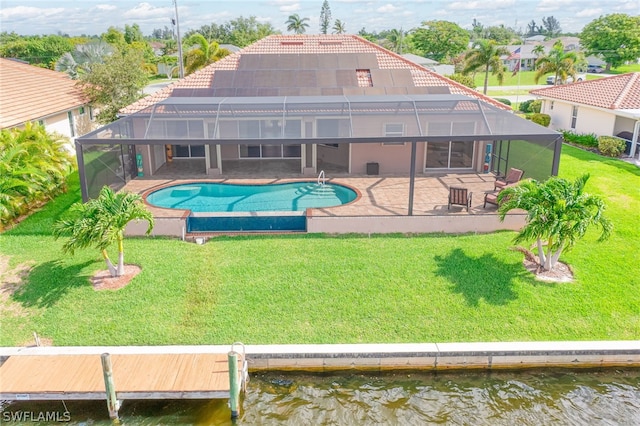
77, 35, 561, 200
401, 54, 454, 76
530, 73, 640, 157
0, 58, 92, 142
502, 44, 543, 72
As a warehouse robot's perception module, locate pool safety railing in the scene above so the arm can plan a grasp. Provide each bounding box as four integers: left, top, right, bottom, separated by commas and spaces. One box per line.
317, 170, 326, 186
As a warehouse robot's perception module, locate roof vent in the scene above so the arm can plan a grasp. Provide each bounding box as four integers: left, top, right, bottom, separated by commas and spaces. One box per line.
281, 41, 304, 46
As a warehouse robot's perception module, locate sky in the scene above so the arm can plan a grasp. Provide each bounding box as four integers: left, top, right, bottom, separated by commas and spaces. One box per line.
0, 0, 638, 37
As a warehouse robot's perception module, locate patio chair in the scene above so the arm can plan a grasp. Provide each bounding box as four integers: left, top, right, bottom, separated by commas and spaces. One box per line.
484, 183, 515, 208
494, 168, 524, 190
483, 191, 500, 208
448, 187, 472, 212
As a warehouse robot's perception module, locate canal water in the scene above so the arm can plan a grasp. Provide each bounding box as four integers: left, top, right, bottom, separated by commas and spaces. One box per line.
3, 369, 639, 425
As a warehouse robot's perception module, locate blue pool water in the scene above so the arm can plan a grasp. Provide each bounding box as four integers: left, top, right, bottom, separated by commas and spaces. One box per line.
146, 182, 357, 212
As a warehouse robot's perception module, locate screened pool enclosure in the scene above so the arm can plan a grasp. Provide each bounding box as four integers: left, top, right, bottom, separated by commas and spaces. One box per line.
76, 94, 562, 212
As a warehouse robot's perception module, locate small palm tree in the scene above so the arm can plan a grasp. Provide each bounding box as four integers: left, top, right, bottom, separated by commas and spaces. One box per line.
53, 186, 154, 277
462, 39, 510, 95
333, 19, 346, 34
286, 14, 310, 34
497, 174, 612, 272
533, 40, 578, 85
532, 44, 545, 57
183, 33, 231, 75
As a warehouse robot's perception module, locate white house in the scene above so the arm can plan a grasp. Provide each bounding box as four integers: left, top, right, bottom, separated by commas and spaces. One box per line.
530, 73, 640, 158
0, 58, 92, 142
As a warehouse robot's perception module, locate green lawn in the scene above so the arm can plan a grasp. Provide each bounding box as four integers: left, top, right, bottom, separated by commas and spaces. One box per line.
1, 145, 639, 346
474, 70, 607, 89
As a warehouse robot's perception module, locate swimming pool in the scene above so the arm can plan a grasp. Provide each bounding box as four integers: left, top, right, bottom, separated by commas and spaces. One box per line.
146, 182, 357, 213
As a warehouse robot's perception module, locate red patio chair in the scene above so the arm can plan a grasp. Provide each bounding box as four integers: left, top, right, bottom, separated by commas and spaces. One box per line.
494, 168, 524, 190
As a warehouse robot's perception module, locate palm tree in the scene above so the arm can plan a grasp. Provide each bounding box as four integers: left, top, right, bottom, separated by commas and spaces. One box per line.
286, 14, 310, 34
462, 39, 510, 95
183, 33, 231, 75
533, 40, 578, 85
55, 41, 112, 79
532, 44, 545, 57
332, 19, 346, 34
53, 186, 154, 277
497, 174, 612, 272
385, 29, 405, 53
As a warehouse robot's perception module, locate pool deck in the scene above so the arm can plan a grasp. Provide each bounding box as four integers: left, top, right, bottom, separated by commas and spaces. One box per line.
124, 172, 501, 219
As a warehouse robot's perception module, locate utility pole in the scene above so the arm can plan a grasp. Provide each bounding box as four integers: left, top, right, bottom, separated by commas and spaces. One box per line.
173, 0, 184, 78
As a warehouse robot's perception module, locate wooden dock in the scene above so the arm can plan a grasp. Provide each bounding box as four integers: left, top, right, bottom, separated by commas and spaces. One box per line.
0, 350, 247, 419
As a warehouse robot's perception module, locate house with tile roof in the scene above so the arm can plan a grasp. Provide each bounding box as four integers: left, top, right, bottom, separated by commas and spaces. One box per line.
530, 73, 640, 158
0, 58, 92, 141
77, 35, 561, 202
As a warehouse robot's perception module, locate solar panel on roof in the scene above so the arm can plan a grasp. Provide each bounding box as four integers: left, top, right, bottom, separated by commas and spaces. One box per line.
258, 87, 279, 96
321, 87, 344, 95
231, 70, 255, 88
317, 54, 338, 69
385, 87, 409, 95
258, 55, 280, 69
336, 70, 358, 87
390, 69, 414, 87
356, 54, 379, 70
297, 70, 317, 87
212, 70, 235, 87
277, 54, 301, 69
300, 55, 320, 69
214, 88, 237, 97
362, 87, 386, 95
370, 70, 394, 87
316, 70, 338, 87
336, 54, 358, 69
238, 55, 261, 70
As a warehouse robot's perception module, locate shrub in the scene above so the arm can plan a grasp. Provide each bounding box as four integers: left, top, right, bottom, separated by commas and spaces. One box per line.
530, 113, 551, 127
445, 73, 476, 89
529, 100, 542, 113
561, 130, 599, 147
598, 136, 626, 157
519, 99, 533, 113
494, 98, 511, 106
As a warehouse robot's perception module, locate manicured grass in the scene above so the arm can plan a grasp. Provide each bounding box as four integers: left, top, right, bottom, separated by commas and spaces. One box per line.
1, 146, 638, 346
474, 70, 607, 88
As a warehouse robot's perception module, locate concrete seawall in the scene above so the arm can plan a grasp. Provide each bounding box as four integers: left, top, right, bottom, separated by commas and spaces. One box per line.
2, 341, 639, 372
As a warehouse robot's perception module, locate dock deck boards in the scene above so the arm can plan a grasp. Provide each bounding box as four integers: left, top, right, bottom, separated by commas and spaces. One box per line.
0, 353, 233, 400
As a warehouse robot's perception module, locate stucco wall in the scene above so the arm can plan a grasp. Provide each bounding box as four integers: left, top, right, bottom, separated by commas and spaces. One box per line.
307, 213, 526, 234
544, 100, 616, 135
351, 142, 424, 174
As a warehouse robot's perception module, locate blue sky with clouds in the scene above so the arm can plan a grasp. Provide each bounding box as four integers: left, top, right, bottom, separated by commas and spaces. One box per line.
0, 0, 637, 36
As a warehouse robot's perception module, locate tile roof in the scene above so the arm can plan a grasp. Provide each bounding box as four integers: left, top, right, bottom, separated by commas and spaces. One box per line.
122, 35, 508, 114
530, 73, 640, 110
0, 58, 87, 128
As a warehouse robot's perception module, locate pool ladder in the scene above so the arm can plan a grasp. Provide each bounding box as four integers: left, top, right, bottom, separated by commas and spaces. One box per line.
317, 170, 326, 186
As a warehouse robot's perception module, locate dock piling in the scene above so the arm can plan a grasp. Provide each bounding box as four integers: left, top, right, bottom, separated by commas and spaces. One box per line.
228, 350, 240, 418
101, 353, 120, 420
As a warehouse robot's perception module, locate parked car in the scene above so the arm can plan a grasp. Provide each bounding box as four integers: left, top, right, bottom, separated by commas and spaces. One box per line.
587, 64, 604, 73
546, 73, 586, 85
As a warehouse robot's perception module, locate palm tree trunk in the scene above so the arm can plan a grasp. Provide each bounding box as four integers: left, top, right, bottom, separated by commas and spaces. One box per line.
117, 233, 125, 276
483, 65, 490, 94
549, 242, 564, 269
536, 238, 546, 266
101, 249, 118, 277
